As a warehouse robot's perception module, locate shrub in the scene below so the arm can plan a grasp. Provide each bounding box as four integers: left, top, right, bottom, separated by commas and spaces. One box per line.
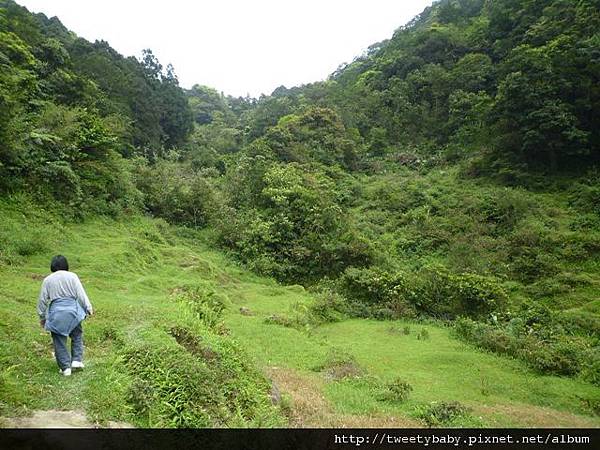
416, 401, 472, 427
578, 396, 600, 416
134, 159, 216, 228
337, 265, 507, 320
479, 188, 533, 234
76, 152, 143, 217
308, 288, 347, 324
171, 284, 227, 333
417, 329, 430, 340
124, 345, 225, 427
339, 267, 407, 306
455, 318, 519, 355
313, 348, 364, 380
568, 181, 600, 215
506, 221, 561, 281
449, 272, 507, 318
127, 281, 286, 428
555, 311, 600, 337
0, 195, 64, 265
264, 314, 294, 328
569, 214, 600, 231
217, 161, 373, 283
124, 340, 282, 428
32, 161, 82, 205
379, 378, 413, 403
580, 350, 600, 386
415, 266, 507, 319
522, 340, 582, 376
337, 267, 416, 319
455, 317, 596, 381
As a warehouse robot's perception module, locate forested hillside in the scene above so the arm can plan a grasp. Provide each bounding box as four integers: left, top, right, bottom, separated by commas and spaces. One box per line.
1, 0, 599, 427
0, 0, 192, 214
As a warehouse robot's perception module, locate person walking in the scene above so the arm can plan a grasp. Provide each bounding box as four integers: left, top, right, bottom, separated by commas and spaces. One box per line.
37, 255, 94, 376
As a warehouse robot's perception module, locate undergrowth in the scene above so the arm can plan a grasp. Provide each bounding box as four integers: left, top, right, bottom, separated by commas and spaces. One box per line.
122, 282, 285, 427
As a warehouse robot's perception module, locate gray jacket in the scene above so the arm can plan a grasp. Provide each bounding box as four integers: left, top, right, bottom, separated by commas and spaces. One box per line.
37, 270, 93, 320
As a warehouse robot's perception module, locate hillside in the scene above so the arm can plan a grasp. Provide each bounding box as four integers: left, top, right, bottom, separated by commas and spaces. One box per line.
0, 198, 598, 427
0, 0, 599, 428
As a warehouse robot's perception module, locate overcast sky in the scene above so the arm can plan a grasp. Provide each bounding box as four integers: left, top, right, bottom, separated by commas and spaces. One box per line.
16, 0, 434, 97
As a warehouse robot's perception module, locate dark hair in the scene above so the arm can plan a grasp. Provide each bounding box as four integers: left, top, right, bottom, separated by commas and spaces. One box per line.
50, 255, 69, 272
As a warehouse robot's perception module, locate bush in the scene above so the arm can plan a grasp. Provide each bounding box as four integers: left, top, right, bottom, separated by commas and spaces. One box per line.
557, 312, 600, 338
171, 283, 228, 333
416, 401, 472, 427
479, 188, 533, 234
454, 317, 596, 381
568, 181, 600, 215
578, 396, 600, 416
337, 265, 507, 320
124, 340, 281, 427
455, 318, 517, 355
337, 267, 416, 319
379, 378, 413, 403
580, 350, 600, 386
76, 152, 143, 217
339, 267, 407, 306
308, 288, 347, 324
125, 284, 285, 428
313, 348, 364, 380
134, 159, 216, 228
124, 345, 225, 427
415, 266, 507, 319
23, 105, 143, 217
522, 340, 582, 376
417, 329, 430, 340
507, 221, 561, 281
217, 162, 372, 282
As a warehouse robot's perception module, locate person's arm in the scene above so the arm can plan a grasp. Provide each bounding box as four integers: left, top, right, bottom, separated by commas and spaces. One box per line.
37, 280, 49, 326
74, 275, 93, 315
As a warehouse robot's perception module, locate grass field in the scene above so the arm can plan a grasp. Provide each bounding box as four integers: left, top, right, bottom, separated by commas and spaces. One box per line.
0, 207, 598, 427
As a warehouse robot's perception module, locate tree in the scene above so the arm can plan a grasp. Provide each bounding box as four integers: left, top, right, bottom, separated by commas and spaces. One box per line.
187, 85, 234, 125
493, 44, 590, 170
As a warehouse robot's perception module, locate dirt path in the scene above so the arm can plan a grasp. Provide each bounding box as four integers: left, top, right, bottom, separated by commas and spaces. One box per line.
1, 410, 132, 428
475, 403, 600, 428
268, 367, 420, 428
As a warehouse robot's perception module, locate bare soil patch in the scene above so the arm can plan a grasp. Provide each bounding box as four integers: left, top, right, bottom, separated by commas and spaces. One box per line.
268, 367, 419, 428
475, 402, 599, 428
1, 410, 132, 428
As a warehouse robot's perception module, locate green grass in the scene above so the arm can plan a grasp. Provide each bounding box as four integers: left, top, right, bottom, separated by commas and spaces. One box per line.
227, 309, 600, 427
0, 210, 284, 427
0, 202, 598, 427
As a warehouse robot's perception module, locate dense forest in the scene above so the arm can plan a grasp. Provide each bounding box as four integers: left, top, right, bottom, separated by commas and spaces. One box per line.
1, 0, 599, 420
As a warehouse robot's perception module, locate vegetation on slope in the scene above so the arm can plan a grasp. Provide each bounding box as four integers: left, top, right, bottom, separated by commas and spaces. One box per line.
0, 197, 284, 427
1, 198, 598, 427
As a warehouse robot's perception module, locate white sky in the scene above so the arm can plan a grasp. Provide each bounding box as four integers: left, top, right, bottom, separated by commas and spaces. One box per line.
16, 0, 434, 98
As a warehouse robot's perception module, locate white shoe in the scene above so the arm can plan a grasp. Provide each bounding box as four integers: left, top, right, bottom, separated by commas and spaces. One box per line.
71, 361, 85, 369
59, 368, 72, 376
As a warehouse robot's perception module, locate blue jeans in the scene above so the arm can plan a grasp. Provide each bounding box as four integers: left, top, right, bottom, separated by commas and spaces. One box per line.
51, 323, 83, 370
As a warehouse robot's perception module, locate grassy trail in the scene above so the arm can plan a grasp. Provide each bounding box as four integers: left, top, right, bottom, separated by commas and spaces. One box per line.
0, 216, 598, 427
